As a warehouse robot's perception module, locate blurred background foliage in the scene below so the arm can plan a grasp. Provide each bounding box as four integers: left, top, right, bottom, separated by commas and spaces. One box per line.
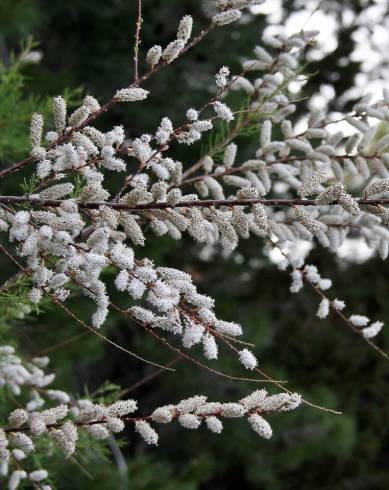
1, 0, 389, 488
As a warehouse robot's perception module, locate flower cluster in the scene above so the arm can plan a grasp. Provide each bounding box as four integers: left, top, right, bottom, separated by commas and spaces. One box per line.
0, 339, 300, 489
1, 0, 389, 487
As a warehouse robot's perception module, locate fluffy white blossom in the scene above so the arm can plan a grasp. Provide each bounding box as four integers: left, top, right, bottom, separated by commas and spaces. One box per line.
316, 298, 330, 319
135, 421, 158, 445
213, 101, 234, 122
177, 15, 193, 43
238, 349, 258, 370
178, 413, 201, 429
362, 321, 384, 339
30, 113, 44, 149
146, 45, 162, 67
349, 315, 370, 327
115, 88, 149, 102
162, 40, 185, 63
212, 10, 242, 26
248, 414, 272, 439
205, 416, 223, 434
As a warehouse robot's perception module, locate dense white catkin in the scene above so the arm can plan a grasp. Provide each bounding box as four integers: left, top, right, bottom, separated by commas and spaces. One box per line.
84, 424, 110, 440
106, 417, 125, 433
238, 349, 258, 370
364, 179, 389, 197
290, 270, 303, 293
221, 403, 245, 418
28, 414, 46, 436
362, 321, 384, 339
212, 10, 242, 26
53, 96, 67, 132
162, 40, 185, 63
248, 414, 273, 439
108, 399, 138, 416
215, 66, 230, 88
8, 409, 29, 429
135, 421, 159, 445
332, 299, 346, 311
30, 113, 44, 148
9, 433, 34, 454
8, 471, 27, 490
146, 45, 162, 66
213, 101, 234, 122
240, 389, 267, 410
223, 143, 237, 168
299, 169, 328, 197
12, 449, 26, 461
177, 15, 193, 43
349, 315, 369, 327
178, 414, 201, 429
151, 407, 173, 424
29, 470, 48, 482
316, 298, 330, 319
202, 333, 219, 359
68, 105, 90, 127
252, 204, 269, 231
294, 207, 321, 234
39, 183, 74, 199
214, 319, 242, 336
205, 416, 223, 433
83, 95, 100, 112
115, 88, 149, 102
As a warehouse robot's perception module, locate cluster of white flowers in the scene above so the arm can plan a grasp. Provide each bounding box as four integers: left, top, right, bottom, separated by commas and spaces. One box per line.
144, 13, 194, 68
2, 1, 389, 486
349, 316, 384, 339
212, 1, 265, 26
0, 346, 54, 400
0, 345, 71, 489
148, 389, 300, 442
5, 468, 49, 490
1, 387, 300, 476
1, 7, 386, 379
288, 263, 384, 339
125, 263, 258, 369
0, 340, 300, 488
0, 342, 142, 487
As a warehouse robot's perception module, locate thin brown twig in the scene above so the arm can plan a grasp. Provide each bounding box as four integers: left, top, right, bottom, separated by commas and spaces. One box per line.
2, 200, 277, 384
1, 200, 339, 412
0, 243, 175, 371
181, 302, 341, 415
268, 238, 389, 361
1, 194, 389, 211
4, 401, 300, 435
115, 63, 253, 198
109, 301, 279, 384
49, 296, 175, 371
0, 22, 215, 180
133, 0, 142, 82
36, 331, 91, 356
119, 356, 181, 395
307, 278, 389, 361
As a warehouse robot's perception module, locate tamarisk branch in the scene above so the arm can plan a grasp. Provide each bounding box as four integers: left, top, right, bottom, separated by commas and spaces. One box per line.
1, 195, 389, 211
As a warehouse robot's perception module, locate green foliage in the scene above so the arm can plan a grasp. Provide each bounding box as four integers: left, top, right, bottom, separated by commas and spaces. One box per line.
0, 38, 82, 168
0, 0, 41, 41
0, 274, 53, 335
0, 38, 46, 162
20, 172, 40, 194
